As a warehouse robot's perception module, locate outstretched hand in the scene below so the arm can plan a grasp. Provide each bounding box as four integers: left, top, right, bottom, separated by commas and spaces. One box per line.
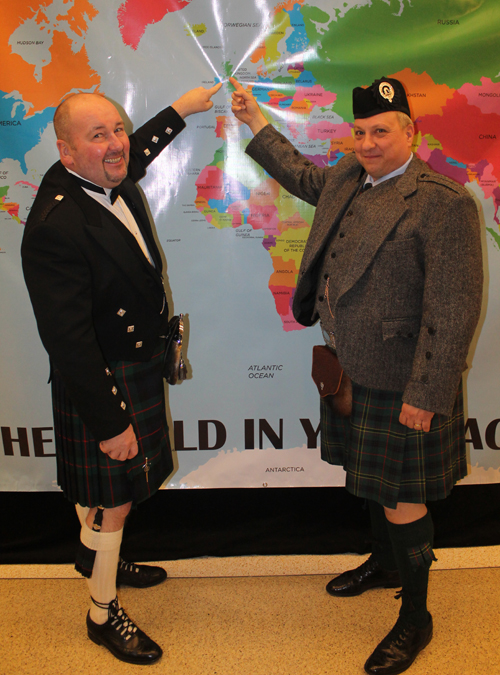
172, 82, 223, 119
229, 77, 269, 135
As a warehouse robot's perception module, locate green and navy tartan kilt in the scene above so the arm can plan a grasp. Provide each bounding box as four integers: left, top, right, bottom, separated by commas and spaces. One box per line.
320, 379, 467, 509
51, 344, 173, 508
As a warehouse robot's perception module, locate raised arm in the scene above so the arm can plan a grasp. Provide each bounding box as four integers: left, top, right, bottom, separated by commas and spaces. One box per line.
230, 77, 269, 135
171, 82, 222, 119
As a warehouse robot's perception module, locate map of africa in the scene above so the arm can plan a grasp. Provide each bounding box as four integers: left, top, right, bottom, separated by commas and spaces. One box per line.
194, 0, 500, 331
1, 0, 500, 490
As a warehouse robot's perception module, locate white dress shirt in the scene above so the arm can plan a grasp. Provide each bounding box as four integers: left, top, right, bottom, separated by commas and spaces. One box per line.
66, 168, 154, 266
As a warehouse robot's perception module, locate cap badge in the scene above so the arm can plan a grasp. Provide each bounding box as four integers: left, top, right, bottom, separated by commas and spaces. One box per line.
379, 82, 395, 103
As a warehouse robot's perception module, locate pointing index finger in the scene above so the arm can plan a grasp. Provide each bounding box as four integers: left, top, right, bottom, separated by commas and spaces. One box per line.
229, 76, 245, 93
210, 82, 223, 94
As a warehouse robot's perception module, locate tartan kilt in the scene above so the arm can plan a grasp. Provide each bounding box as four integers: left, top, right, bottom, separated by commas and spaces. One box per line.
320, 379, 467, 509
51, 343, 173, 508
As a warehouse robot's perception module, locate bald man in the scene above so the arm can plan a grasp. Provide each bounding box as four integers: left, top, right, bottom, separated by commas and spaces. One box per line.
21, 84, 221, 665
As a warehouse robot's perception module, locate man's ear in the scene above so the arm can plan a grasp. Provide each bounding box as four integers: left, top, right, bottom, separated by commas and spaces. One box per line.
57, 139, 74, 168
405, 124, 414, 146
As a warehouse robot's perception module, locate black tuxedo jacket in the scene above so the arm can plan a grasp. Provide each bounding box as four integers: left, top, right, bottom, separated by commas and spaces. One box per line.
22, 106, 186, 442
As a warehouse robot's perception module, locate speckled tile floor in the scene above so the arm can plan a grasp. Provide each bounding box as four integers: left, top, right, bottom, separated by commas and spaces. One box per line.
2, 554, 500, 675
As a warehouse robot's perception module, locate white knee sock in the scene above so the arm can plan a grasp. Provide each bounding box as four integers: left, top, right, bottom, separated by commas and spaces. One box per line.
80, 518, 123, 625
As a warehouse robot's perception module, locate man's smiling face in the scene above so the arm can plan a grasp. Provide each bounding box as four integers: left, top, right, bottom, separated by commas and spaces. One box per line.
353, 111, 414, 180
57, 94, 130, 188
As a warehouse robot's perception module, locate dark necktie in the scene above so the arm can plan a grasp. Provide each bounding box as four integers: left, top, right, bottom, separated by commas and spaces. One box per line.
363, 182, 373, 191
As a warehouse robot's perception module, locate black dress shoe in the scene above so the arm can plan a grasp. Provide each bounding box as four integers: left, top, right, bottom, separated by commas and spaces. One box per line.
116, 559, 167, 588
326, 555, 401, 597
364, 614, 433, 675
87, 599, 162, 665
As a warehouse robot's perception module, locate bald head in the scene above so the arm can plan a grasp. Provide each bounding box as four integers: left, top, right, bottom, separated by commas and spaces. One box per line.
55, 93, 130, 188
54, 93, 111, 145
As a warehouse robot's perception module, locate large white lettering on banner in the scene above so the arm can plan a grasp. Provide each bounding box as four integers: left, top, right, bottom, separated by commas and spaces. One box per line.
1, 0, 499, 490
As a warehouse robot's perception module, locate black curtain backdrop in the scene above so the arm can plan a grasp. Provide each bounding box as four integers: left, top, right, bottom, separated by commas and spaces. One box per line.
2, 485, 500, 566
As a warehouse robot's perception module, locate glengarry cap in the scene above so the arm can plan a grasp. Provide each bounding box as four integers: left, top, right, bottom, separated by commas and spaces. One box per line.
353, 77, 411, 119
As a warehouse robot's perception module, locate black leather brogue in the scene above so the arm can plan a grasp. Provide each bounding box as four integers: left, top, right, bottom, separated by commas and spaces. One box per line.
326, 555, 401, 597
87, 598, 162, 665
116, 559, 167, 588
364, 614, 433, 674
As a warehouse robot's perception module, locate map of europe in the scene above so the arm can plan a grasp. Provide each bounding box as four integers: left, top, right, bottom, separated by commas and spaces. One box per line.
1, 0, 498, 331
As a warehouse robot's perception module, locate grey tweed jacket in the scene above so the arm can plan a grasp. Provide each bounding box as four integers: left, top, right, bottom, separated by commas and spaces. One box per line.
246, 124, 483, 416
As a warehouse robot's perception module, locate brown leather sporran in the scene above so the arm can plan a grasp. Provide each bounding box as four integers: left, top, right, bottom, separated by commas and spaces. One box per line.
311, 345, 352, 417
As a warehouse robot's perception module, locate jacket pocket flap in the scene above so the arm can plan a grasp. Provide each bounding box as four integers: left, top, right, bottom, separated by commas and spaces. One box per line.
382, 317, 420, 340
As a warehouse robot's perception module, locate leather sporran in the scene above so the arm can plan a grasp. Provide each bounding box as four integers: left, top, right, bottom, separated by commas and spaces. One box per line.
163, 314, 187, 385
311, 345, 352, 417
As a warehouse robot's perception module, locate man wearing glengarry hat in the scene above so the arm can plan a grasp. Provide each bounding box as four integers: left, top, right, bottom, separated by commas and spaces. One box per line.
230, 75, 483, 674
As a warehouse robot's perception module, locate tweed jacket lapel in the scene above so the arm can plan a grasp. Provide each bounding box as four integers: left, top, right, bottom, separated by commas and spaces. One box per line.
337, 157, 420, 298
337, 185, 407, 297
299, 171, 362, 274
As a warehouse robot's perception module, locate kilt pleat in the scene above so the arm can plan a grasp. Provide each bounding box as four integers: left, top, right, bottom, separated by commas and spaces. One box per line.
320, 379, 467, 509
51, 344, 173, 508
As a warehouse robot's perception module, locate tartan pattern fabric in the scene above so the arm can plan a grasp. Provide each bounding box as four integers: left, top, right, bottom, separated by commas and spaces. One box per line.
407, 542, 437, 570
74, 544, 96, 578
320, 379, 467, 509
52, 343, 173, 508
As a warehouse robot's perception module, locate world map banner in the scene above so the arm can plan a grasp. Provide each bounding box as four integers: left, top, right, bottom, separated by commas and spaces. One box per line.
1, 0, 499, 491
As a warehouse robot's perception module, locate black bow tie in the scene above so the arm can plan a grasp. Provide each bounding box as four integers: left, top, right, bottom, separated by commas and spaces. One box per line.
362, 182, 373, 191
72, 174, 106, 195
72, 174, 122, 204
109, 185, 122, 204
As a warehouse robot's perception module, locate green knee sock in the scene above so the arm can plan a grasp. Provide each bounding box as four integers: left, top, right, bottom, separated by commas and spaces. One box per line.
386, 511, 436, 628
368, 500, 398, 571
